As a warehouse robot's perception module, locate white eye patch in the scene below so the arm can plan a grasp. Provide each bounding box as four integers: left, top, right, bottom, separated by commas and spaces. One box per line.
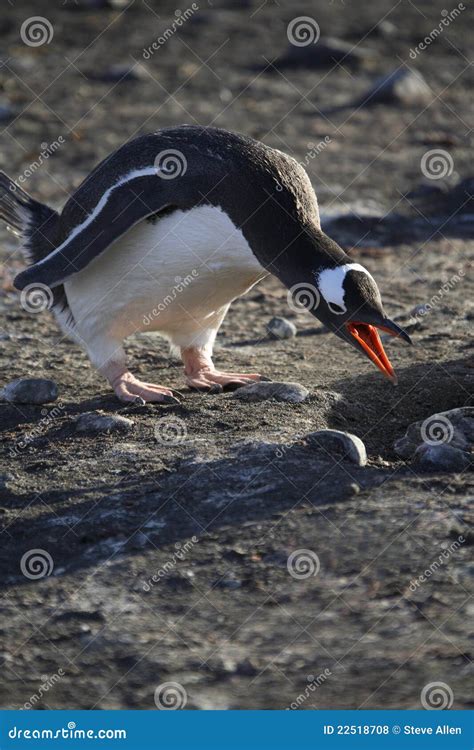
315, 263, 375, 314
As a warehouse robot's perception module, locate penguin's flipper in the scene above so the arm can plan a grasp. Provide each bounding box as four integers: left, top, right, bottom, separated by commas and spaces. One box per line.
13, 172, 192, 290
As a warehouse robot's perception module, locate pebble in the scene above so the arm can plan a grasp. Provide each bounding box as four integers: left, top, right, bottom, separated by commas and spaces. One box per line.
394, 407, 474, 460
305, 429, 367, 466
359, 69, 432, 107
233, 381, 309, 403
74, 412, 134, 435
0, 378, 58, 404
414, 444, 471, 473
267, 316, 297, 339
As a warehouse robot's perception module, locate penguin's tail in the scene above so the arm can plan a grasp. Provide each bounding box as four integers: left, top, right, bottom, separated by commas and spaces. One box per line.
0, 171, 59, 264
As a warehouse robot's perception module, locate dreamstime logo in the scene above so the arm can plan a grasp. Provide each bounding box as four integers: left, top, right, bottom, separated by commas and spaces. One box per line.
287, 16, 320, 47
22, 668, 65, 710
16, 136, 65, 184
287, 669, 332, 709
10, 402, 65, 457
300, 136, 332, 168
20, 549, 54, 580
143, 270, 199, 325
420, 414, 454, 446
420, 681, 454, 710
410, 268, 465, 323
20, 283, 53, 313
409, 3, 466, 59
142, 4, 199, 58
408, 534, 464, 592
154, 149, 187, 180
154, 682, 187, 710
20, 17, 54, 47
287, 283, 320, 314
287, 549, 320, 579
142, 537, 199, 591
420, 149, 454, 180
154, 417, 187, 445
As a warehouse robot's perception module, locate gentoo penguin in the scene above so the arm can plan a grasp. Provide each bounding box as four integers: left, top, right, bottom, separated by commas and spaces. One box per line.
0, 125, 411, 403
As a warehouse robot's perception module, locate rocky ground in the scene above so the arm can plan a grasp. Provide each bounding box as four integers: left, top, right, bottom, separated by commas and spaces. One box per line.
0, 0, 472, 710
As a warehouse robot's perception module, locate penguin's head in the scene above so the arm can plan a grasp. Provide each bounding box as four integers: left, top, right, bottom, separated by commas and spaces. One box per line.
292, 260, 411, 384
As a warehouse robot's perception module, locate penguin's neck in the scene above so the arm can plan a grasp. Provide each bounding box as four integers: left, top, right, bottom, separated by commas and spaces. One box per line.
242, 216, 348, 291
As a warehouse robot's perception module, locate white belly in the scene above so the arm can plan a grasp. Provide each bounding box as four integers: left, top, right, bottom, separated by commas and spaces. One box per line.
64, 205, 267, 347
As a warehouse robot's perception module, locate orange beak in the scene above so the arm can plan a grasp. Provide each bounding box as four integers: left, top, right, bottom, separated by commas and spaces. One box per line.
345, 321, 399, 384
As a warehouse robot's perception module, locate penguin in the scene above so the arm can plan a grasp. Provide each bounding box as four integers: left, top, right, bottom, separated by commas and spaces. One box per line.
0, 125, 411, 404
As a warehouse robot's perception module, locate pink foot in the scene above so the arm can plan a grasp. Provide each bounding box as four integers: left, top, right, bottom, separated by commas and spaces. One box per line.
105, 368, 179, 405
181, 346, 263, 392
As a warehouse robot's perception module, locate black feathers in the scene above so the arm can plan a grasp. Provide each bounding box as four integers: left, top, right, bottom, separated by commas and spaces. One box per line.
0, 171, 59, 264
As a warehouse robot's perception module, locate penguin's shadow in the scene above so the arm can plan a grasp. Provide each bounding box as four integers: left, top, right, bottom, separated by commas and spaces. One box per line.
1, 358, 470, 590
326, 356, 473, 458
1, 439, 381, 589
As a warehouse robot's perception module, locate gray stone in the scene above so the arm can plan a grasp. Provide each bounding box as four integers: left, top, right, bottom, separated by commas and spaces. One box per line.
267, 316, 297, 340
305, 429, 367, 466
414, 444, 472, 473
74, 412, 134, 435
359, 69, 432, 107
233, 382, 309, 403
395, 407, 474, 459
0, 378, 58, 404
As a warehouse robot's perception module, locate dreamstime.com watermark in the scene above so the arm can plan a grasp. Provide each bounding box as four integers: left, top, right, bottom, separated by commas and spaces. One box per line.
8, 724, 127, 740
154, 682, 187, 709
20, 16, 54, 47
420, 148, 454, 180
143, 271, 198, 325
142, 537, 198, 591
410, 268, 465, 323
408, 535, 465, 591
287, 16, 320, 46
300, 136, 332, 168
22, 669, 66, 710
14, 137, 65, 184
142, 5, 199, 59
10, 402, 65, 457
154, 416, 188, 445
409, 4, 466, 59
20, 282, 54, 313
287, 669, 332, 709
420, 681, 454, 710
287, 549, 320, 579
20, 549, 54, 580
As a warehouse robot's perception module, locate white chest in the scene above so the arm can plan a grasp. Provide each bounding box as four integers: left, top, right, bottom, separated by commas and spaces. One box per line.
64, 205, 268, 339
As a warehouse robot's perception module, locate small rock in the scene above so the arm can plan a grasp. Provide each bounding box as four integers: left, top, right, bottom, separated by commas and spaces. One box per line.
233, 382, 309, 403
414, 444, 471, 473
305, 429, 367, 466
267, 316, 297, 339
74, 412, 134, 435
358, 69, 432, 108
394, 407, 474, 459
0, 378, 58, 404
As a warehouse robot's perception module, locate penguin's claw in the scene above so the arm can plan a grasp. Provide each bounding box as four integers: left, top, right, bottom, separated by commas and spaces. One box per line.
185, 371, 262, 392
112, 373, 177, 404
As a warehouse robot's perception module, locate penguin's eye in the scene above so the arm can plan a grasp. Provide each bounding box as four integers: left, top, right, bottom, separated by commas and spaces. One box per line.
328, 302, 345, 315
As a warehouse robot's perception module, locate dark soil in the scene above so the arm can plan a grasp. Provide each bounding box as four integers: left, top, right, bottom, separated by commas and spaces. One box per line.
0, 0, 472, 710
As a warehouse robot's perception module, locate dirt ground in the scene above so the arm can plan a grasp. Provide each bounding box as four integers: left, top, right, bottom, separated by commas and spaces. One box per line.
0, 0, 472, 710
